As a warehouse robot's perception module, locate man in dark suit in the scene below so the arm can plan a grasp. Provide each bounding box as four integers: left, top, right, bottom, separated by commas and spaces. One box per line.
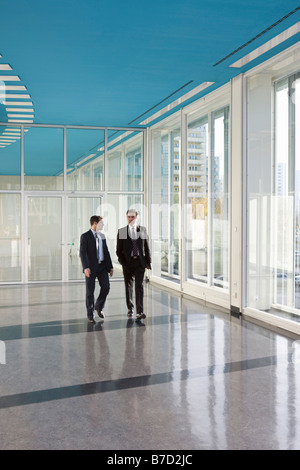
80, 215, 113, 324
116, 209, 151, 321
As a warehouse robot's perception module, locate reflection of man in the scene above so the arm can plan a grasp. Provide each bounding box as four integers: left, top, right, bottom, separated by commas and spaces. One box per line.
116, 209, 151, 320
80, 216, 113, 324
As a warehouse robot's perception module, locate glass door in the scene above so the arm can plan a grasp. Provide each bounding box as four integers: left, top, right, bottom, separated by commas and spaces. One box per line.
26, 195, 102, 282
67, 197, 102, 280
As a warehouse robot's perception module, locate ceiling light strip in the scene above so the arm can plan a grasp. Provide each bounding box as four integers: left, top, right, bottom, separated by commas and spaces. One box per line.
0, 75, 20, 81
230, 21, 300, 68
6, 108, 34, 112
8, 119, 33, 123
0, 136, 20, 139
2, 101, 33, 106
3, 127, 28, 132
0, 94, 31, 99
139, 81, 214, 126
7, 114, 34, 118
0, 135, 20, 139
0, 86, 27, 90
3, 133, 21, 136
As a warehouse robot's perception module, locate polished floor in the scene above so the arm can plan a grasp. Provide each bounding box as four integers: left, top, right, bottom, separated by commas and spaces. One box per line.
0, 280, 300, 450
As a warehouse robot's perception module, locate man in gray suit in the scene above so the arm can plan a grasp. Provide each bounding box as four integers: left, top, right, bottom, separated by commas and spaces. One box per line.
116, 209, 151, 320
80, 215, 113, 324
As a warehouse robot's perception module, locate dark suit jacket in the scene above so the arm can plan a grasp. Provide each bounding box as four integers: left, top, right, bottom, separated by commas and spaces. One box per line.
80, 229, 113, 274
116, 225, 151, 269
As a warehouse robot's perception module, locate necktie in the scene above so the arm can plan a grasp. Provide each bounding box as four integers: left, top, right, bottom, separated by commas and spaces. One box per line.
95, 233, 98, 256
95, 233, 103, 262
131, 228, 139, 256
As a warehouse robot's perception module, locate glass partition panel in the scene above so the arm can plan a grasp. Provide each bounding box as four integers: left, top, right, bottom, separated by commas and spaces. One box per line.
67, 128, 105, 191
107, 131, 143, 192
186, 114, 209, 283
273, 73, 300, 312
0, 125, 21, 190
295, 75, 300, 309
24, 127, 64, 190
0, 193, 21, 282
274, 78, 293, 307
185, 105, 229, 289
28, 196, 62, 281
211, 107, 230, 289
107, 147, 122, 191
247, 73, 273, 311
247, 70, 300, 316
151, 114, 181, 282
124, 133, 143, 191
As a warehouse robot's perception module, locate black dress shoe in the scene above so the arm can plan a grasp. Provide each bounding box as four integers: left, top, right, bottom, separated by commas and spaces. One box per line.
136, 312, 146, 320
97, 310, 105, 319
127, 310, 134, 317
88, 317, 96, 324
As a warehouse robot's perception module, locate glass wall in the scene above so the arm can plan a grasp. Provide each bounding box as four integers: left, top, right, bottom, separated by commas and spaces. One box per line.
185, 106, 230, 289
0, 124, 145, 283
27, 196, 62, 281
274, 73, 300, 311
150, 101, 230, 292
246, 49, 300, 323
151, 114, 181, 282
211, 107, 230, 289
67, 128, 105, 191
186, 114, 209, 283
0, 126, 21, 190
0, 193, 21, 281
107, 131, 143, 192
247, 72, 275, 312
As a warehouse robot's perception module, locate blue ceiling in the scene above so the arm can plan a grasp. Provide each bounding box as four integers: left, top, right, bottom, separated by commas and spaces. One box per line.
0, 0, 300, 128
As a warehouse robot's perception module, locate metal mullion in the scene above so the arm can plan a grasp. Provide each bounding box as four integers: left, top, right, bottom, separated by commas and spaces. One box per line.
180, 109, 187, 287
63, 127, 67, 191
289, 75, 296, 304
21, 125, 26, 283
207, 112, 212, 285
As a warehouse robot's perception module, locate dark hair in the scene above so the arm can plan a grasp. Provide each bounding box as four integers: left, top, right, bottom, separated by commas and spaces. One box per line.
126, 209, 138, 216
90, 215, 102, 226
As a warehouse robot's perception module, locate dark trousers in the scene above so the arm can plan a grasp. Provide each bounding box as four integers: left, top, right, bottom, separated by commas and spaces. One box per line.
122, 258, 145, 313
85, 262, 110, 317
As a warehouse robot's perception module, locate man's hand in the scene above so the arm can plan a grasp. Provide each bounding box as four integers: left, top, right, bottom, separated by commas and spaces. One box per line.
84, 268, 91, 278
109, 269, 114, 277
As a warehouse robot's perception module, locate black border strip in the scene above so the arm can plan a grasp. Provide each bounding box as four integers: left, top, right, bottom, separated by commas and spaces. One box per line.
128, 80, 194, 125
214, 6, 300, 66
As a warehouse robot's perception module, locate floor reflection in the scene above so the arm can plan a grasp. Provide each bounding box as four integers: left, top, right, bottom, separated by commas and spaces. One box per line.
0, 282, 299, 449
